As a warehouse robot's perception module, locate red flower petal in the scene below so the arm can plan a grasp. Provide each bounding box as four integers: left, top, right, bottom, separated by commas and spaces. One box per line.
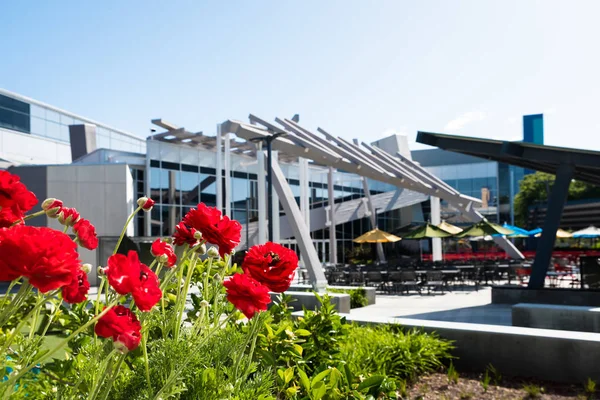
242, 242, 298, 293
223, 273, 271, 319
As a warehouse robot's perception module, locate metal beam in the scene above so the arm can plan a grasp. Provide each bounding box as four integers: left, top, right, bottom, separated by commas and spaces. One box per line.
529, 163, 575, 288
270, 156, 328, 292
224, 132, 231, 217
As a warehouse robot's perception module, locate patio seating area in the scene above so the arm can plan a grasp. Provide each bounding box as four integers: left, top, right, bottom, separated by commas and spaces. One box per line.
300, 255, 583, 294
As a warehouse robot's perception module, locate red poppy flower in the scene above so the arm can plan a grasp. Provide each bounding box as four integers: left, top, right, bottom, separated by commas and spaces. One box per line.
73, 218, 99, 250
151, 239, 177, 267
223, 273, 271, 319
182, 203, 242, 257
242, 242, 298, 293
137, 197, 155, 211
0, 225, 80, 292
58, 207, 80, 226
95, 305, 142, 352
105, 251, 162, 311
0, 170, 38, 227
41, 198, 63, 218
62, 268, 90, 304
172, 223, 199, 247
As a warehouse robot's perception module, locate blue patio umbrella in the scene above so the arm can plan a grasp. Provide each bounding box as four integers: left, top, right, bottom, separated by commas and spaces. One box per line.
527, 227, 542, 236
502, 223, 530, 238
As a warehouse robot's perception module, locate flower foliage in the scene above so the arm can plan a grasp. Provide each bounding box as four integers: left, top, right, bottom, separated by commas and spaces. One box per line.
105, 251, 162, 311
223, 273, 271, 319
73, 218, 99, 250
0, 171, 38, 227
242, 242, 298, 293
95, 305, 142, 352
182, 203, 242, 257
0, 225, 81, 292
62, 268, 90, 304
151, 238, 177, 267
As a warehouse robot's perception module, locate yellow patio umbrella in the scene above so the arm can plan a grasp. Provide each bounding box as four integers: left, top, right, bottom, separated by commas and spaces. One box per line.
535, 229, 572, 238
353, 228, 402, 243
437, 220, 463, 234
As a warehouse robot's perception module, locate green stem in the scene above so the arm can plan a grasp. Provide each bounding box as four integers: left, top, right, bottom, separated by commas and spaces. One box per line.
113, 206, 142, 255
28, 292, 45, 339
0, 281, 32, 328
141, 335, 152, 392
40, 300, 62, 337
62, 225, 69, 234
174, 254, 198, 341
0, 279, 19, 310
242, 313, 263, 379
153, 313, 235, 400
99, 354, 125, 400
5, 300, 119, 386
13, 210, 46, 226
88, 349, 118, 400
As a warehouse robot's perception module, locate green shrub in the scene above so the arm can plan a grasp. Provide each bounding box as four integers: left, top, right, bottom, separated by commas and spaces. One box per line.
340, 324, 454, 382
327, 288, 369, 309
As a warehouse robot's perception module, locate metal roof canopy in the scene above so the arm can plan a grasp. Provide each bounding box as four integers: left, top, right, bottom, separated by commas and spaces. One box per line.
219, 117, 524, 290
416, 130, 600, 290
417, 131, 600, 186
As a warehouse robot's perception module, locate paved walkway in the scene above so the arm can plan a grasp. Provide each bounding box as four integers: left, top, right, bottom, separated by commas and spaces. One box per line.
349, 287, 512, 326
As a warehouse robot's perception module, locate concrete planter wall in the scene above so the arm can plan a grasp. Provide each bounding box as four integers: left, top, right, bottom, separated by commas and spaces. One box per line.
492, 286, 600, 306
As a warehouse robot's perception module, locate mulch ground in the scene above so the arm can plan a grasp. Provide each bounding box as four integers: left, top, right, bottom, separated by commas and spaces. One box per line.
407, 372, 595, 399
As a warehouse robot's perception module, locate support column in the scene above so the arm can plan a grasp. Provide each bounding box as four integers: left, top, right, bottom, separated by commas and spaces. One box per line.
270, 157, 328, 292
353, 139, 385, 262
215, 124, 223, 213
299, 157, 310, 266
256, 142, 267, 245
529, 164, 575, 289
430, 196, 442, 261
224, 133, 231, 217
168, 170, 177, 233
271, 151, 280, 243
327, 167, 338, 264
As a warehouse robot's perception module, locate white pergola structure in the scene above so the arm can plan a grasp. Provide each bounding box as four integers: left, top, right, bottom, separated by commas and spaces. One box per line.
218, 116, 524, 291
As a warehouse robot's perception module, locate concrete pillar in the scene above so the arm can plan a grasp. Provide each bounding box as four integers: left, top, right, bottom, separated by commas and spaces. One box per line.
69, 124, 97, 161
327, 167, 338, 264
430, 196, 442, 261
215, 124, 223, 213
299, 157, 310, 266
224, 133, 231, 217
256, 142, 267, 244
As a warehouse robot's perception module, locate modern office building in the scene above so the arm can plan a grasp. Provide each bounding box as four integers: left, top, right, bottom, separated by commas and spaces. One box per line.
411, 114, 544, 225
4, 89, 524, 288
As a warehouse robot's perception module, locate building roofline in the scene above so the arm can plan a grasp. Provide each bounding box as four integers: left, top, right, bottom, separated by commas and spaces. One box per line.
0, 88, 143, 142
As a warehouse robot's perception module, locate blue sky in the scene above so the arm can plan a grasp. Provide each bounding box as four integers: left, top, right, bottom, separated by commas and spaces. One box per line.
2, 1, 599, 150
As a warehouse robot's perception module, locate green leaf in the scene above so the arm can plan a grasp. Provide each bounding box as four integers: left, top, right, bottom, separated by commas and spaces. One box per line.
292, 343, 303, 356
357, 375, 385, 391
329, 367, 342, 387
277, 368, 285, 381
286, 386, 299, 397
284, 367, 294, 384
311, 369, 331, 386
295, 329, 311, 337
311, 381, 327, 400
343, 363, 354, 385
298, 368, 311, 391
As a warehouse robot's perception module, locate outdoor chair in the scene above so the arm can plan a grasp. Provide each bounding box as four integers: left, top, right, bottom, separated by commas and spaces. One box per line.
348, 270, 364, 286
423, 270, 445, 294
365, 271, 384, 290
398, 270, 421, 294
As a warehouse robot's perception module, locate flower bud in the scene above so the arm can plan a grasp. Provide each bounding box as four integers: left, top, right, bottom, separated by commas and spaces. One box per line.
58, 207, 80, 226
158, 254, 169, 264
200, 300, 210, 308
81, 263, 92, 274
194, 243, 207, 255
42, 198, 63, 218
98, 266, 106, 276
213, 273, 222, 283
207, 246, 219, 258
193, 231, 203, 240
137, 197, 155, 212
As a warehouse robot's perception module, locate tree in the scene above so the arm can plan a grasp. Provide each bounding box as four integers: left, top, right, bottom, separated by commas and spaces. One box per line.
514, 171, 600, 227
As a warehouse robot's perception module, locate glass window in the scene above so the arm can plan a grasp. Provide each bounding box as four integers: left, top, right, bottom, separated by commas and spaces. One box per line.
180, 171, 200, 206
200, 173, 217, 207
231, 177, 249, 206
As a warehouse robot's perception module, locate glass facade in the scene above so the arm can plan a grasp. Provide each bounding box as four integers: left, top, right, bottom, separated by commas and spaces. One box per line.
0, 92, 145, 154
147, 140, 414, 264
